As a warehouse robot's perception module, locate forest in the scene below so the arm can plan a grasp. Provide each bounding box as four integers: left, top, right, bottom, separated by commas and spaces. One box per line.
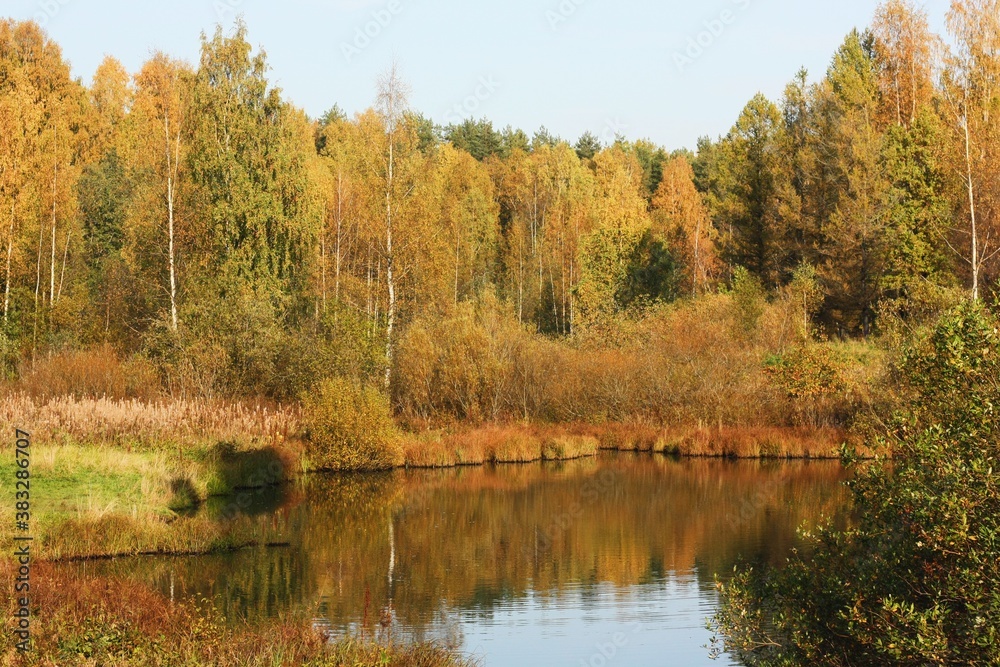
0, 0, 995, 420
3, 1, 1000, 665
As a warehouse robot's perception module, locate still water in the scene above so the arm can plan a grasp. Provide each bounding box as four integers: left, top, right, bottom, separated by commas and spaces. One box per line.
74, 454, 849, 666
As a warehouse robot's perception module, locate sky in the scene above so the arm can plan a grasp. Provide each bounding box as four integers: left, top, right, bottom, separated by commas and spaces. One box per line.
6, 0, 954, 151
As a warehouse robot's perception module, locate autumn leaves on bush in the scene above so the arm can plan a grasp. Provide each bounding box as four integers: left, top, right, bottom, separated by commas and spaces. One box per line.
298, 280, 877, 470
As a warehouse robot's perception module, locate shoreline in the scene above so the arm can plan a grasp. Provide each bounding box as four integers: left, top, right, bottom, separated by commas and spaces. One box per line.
16, 429, 857, 563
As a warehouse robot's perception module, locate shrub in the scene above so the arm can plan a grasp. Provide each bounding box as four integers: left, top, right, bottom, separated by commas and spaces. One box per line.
13, 344, 161, 400
302, 377, 403, 471
764, 346, 845, 400
714, 302, 1000, 666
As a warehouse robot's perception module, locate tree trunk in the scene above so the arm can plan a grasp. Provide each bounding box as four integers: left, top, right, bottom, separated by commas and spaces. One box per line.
49, 165, 56, 305
963, 112, 979, 301
335, 170, 343, 305
3, 197, 14, 324
32, 198, 44, 355
320, 201, 327, 316
693, 215, 703, 295
57, 230, 69, 302
165, 113, 180, 332
454, 230, 461, 306
517, 234, 524, 323
384, 137, 396, 391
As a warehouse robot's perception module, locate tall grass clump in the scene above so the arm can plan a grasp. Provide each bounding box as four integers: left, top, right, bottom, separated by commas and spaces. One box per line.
302, 377, 403, 471
0, 393, 299, 450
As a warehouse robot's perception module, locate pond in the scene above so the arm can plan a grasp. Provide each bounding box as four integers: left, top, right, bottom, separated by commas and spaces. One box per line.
71, 454, 850, 666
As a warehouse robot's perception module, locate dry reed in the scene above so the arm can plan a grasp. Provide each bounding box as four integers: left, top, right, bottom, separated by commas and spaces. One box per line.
0, 392, 300, 450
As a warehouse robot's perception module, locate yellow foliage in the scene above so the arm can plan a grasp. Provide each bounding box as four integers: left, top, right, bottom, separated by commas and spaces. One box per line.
302, 377, 403, 471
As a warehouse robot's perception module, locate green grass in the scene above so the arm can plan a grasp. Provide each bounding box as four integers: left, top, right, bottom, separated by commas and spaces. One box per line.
0, 441, 300, 561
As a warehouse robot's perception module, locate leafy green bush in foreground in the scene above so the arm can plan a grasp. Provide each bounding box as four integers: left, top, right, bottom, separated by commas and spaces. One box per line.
714, 302, 1000, 666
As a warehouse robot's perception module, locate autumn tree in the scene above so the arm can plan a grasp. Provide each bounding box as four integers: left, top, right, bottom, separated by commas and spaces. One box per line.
872, 0, 936, 129
576, 146, 649, 328
431, 144, 499, 306
651, 157, 718, 294
942, 0, 1000, 301
131, 53, 191, 333
182, 22, 316, 393
880, 109, 957, 309
0, 48, 37, 329
0, 22, 88, 352
374, 64, 411, 389
815, 31, 888, 336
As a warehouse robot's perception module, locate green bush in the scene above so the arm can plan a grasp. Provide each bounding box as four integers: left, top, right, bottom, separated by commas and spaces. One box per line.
302, 377, 403, 471
714, 302, 1000, 666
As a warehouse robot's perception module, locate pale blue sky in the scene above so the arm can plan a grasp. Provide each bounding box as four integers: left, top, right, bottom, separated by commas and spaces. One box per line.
6, 0, 952, 150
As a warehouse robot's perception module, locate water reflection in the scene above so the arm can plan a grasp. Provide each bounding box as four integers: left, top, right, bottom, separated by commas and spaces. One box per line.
69, 455, 849, 666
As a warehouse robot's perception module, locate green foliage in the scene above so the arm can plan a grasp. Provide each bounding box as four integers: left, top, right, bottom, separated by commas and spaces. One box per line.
880, 109, 954, 300
302, 377, 403, 471
574, 131, 602, 161
706, 94, 795, 289
445, 117, 504, 161
731, 266, 766, 336
616, 230, 683, 310
715, 302, 1000, 666
78, 149, 129, 261
575, 223, 647, 327
621, 139, 671, 199
827, 29, 879, 109
786, 263, 824, 340
188, 21, 313, 297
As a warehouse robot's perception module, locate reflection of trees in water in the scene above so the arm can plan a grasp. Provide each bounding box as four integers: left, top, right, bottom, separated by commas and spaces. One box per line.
65, 456, 849, 635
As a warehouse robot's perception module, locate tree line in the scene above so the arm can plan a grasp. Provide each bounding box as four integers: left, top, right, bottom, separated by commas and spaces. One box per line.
0, 0, 997, 398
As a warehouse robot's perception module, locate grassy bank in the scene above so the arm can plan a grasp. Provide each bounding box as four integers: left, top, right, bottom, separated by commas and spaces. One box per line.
0, 418, 303, 560
0, 560, 471, 667
400, 423, 856, 468
401, 425, 599, 467
2, 386, 861, 561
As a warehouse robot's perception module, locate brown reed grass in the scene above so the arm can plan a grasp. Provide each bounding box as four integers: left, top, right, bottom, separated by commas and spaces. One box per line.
401, 422, 860, 468
0, 392, 300, 451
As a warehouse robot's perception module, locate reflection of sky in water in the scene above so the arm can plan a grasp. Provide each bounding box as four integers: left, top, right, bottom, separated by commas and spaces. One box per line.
314, 574, 732, 666
442, 576, 734, 667
62, 457, 848, 667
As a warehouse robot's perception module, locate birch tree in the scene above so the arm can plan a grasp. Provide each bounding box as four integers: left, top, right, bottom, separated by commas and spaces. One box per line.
374, 64, 410, 390
135, 54, 188, 331
943, 0, 1000, 301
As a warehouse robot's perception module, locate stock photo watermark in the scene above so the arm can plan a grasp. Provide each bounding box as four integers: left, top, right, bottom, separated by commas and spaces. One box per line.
12, 428, 32, 653
672, 0, 753, 73
340, 0, 405, 64
726, 469, 788, 529
579, 622, 643, 667
213, 0, 246, 22
33, 0, 71, 28
546, 0, 592, 31
524, 467, 618, 559
443, 76, 501, 124
214, 457, 287, 521
599, 117, 628, 146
